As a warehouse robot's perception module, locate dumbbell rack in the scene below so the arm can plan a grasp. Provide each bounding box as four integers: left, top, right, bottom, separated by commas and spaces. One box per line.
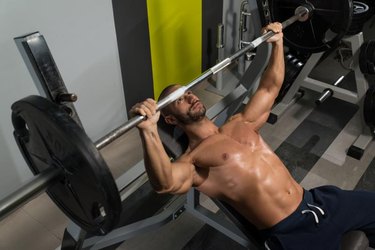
271, 32, 373, 160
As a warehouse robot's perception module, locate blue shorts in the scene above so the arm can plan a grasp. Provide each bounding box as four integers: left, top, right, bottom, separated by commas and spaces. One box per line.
259, 186, 375, 250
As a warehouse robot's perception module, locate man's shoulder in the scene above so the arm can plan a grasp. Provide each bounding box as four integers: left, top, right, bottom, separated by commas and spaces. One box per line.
226, 113, 243, 123
221, 113, 257, 129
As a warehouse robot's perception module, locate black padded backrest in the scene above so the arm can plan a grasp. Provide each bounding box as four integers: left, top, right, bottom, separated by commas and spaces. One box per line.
341, 231, 369, 250
213, 199, 264, 248
157, 117, 188, 159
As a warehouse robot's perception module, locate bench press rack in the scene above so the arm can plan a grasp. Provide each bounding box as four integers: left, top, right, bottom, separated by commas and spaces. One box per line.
12, 13, 272, 249
10, 4, 371, 249
271, 32, 374, 160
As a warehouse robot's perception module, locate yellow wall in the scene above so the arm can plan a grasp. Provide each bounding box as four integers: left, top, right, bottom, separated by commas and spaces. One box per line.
146, 0, 202, 99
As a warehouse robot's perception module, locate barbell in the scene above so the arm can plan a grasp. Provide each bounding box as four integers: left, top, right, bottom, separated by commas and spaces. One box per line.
0, 0, 355, 236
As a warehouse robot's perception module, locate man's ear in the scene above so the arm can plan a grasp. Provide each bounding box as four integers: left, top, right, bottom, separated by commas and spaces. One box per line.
164, 115, 177, 125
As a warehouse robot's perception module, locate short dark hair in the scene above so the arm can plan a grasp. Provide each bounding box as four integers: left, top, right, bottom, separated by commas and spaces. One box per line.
158, 84, 181, 117
157, 84, 181, 101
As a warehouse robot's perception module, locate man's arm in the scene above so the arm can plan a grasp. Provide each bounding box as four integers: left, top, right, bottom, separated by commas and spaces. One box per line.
239, 22, 285, 130
130, 99, 195, 194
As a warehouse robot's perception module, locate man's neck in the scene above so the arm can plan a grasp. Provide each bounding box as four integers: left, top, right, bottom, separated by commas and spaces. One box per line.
181, 117, 219, 149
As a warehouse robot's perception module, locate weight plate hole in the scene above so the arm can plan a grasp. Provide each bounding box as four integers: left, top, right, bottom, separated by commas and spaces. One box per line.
92, 202, 107, 224
264, 9, 270, 17
62, 106, 73, 117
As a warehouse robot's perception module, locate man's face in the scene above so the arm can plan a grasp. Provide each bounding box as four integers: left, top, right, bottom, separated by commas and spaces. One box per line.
165, 86, 206, 125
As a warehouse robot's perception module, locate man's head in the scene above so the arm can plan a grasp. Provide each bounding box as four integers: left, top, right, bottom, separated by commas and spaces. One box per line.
158, 84, 206, 126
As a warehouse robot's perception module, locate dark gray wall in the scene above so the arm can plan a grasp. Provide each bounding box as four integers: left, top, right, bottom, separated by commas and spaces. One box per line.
202, 0, 224, 70
112, 0, 154, 110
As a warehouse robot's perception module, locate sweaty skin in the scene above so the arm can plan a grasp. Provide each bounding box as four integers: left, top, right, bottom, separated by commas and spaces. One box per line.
130, 23, 303, 230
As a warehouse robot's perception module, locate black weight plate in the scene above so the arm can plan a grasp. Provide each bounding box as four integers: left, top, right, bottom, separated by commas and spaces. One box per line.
366, 40, 375, 74
269, 0, 353, 53
364, 86, 375, 126
353, 1, 370, 19
347, 1, 370, 35
276, 54, 304, 102
347, 23, 364, 35
11, 95, 121, 235
367, 0, 375, 17
367, 62, 375, 74
370, 40, 375, 61
359, 41, 370, 74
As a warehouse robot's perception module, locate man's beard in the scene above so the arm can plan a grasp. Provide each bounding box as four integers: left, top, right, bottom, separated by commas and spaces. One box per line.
175, 105, 206, 125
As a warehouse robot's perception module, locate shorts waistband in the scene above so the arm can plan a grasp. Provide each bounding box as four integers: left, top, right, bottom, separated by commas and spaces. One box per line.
259, 189, 316, 238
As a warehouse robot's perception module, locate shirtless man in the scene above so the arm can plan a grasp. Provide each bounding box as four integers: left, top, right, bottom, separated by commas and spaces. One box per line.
130, 23, 375, 249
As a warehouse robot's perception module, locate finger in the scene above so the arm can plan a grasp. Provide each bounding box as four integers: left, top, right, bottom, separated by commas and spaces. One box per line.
129, 105, 139, 117
134, 106, 147, 117
269, 26, 280, 33
140, 103, 153, 118
267, 22, 282, 33
274, 22, 282, 32
144, 99, 157, 114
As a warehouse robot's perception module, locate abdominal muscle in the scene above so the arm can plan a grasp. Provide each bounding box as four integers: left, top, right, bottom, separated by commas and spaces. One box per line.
191, 128, 303, 229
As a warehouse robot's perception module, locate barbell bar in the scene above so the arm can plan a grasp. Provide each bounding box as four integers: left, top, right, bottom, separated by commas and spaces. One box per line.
94, 5, 311, 150
1, 5, 313, 234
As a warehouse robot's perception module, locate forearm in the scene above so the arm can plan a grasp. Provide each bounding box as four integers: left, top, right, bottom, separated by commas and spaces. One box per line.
139, 126, 175, 192
239, 23, 285, 126
262, 41, 285, 91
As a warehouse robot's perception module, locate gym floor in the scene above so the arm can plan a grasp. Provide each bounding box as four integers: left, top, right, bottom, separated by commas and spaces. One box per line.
1, 19, 375, 250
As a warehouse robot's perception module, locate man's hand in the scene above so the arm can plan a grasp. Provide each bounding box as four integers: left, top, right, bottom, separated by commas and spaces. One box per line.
129, 98, 160, 130
262, 22, 283, 45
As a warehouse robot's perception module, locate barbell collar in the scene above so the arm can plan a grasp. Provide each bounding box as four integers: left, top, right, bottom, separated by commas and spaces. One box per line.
316, 89, 334, 105
210, 58, 232, 74
315, 76, 345, 105
295, 5, 311, 22
56, 93, 78, 103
